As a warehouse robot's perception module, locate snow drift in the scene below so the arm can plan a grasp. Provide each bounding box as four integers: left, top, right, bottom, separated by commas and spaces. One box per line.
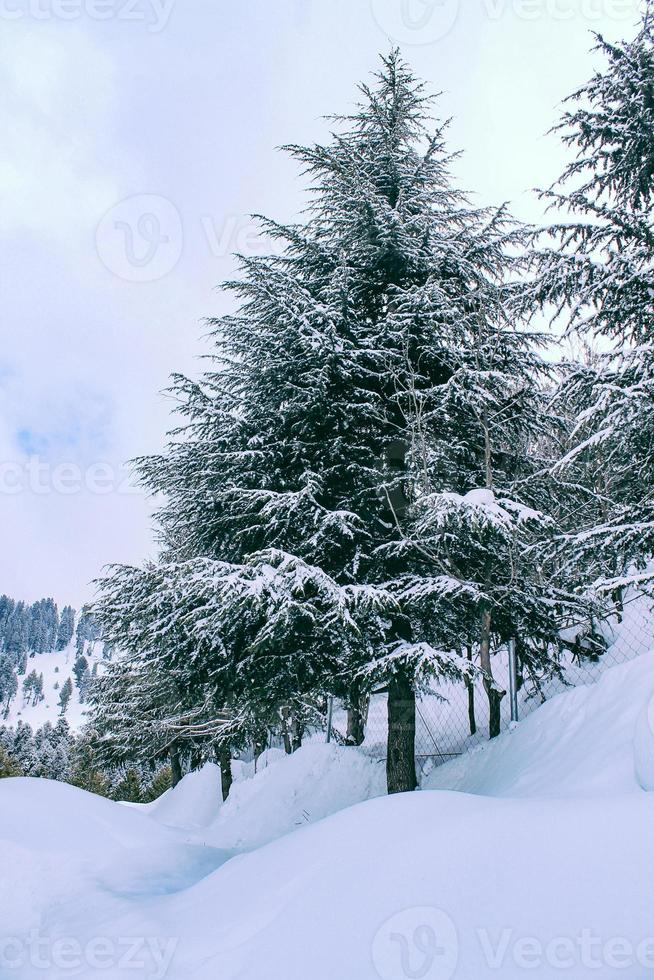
426, 651, 654, 798
1, 654, 654, 978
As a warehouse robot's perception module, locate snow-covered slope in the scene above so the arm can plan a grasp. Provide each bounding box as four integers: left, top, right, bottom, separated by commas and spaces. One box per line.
134, 743, 386, 847
1, 654, 654, 979
356, 589, 654, 763
2, 641, 104, 731
1, 775, 653, 978
425, 651, 654, 798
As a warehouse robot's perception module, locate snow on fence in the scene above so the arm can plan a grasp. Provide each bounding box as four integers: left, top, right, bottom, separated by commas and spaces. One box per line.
329, 591, 654, 771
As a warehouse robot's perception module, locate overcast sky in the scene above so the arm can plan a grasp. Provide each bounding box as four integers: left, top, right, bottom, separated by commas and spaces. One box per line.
0, 0, 644, 605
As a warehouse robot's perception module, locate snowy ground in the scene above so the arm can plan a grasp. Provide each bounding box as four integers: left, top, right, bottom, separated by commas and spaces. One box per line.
1, 651, 654, 979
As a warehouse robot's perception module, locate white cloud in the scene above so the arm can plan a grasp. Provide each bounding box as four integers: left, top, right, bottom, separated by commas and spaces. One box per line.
0, 26, 119, 241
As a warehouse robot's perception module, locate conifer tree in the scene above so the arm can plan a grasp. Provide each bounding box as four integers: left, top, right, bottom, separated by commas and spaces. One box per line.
95, 54, 559, 790
0, 744, 22, 778
113, 767, 141, 803
142, 764, 173, 803
0, 657, 18, 717
68, 733, 111, 797
56, 606, 76, 651
534, 8, 654, 600
59, 677, 73, 715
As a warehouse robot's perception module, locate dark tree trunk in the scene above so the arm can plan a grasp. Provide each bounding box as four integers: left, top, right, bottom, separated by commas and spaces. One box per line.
386, 669, 417, 794
479, 607, 505, 740
346, 682, 367, 746
281, 706, 293, 755
465, 644, 477, 736
170, 750, 183, 788
291, 718, 303, 753
217, 743, 232, 801
346, 704, 365, 746
484, 679, 504, 739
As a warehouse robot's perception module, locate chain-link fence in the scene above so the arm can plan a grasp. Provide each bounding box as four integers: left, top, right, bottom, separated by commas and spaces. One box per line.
328, 592, 654, 772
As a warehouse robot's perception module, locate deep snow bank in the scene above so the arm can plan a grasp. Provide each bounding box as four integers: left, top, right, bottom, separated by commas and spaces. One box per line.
143, 743, 387, 847
206, 742, 386, 849
3, 778, 654, 979
425, 651, 654, 798
634, 690, 654, 791
161, 790, 654, 980
143, 762, 224, 828
2, 654, 654, 979
0, 778, 227, 943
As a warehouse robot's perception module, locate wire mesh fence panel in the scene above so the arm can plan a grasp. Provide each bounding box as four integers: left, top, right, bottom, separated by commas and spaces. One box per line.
330, 590, 654, 770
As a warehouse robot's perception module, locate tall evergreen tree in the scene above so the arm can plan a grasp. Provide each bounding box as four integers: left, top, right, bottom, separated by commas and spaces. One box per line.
56, 606, 76, 651
0, 657, 18, 718
534, 9, 654, 600
59, 677, 73, 715
95, 54, 558, 790
0, 744, 22, 779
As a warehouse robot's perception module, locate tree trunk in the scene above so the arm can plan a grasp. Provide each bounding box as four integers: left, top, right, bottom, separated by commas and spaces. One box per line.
217, 743, 232, 802
346, 683, 366, 746
253, 732, 267, 771
281, 706, 293, 755
291, 717, 303, 753
386, 669, 417, 794
170, 750, 183, 788
346, 704, 366, 746
465, 644, 477, 736
479, 607, 505, 739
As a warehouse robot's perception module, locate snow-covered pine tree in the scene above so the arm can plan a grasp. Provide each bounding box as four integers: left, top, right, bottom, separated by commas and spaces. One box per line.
0, 657, 18, 717
10, 721, 34, 772
68, 732, 111, 797
0, 744, 22, 779
113, 767, 141, 804
96, 53, 553, 791
534, 8, 654, 600
58, 677, 73, 714
0, 596, 15, 651
92, 559, 240, 780
5, 602, 28, 658
22, 669, 44, 707
56, 606, 76, 651
388, 298, 583, 737
141, 764, 172, 803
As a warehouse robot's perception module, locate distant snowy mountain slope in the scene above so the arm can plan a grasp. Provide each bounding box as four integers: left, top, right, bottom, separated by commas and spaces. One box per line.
2, 641, 105, 731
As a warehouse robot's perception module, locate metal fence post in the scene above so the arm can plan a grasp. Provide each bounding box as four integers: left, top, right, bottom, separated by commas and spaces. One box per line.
509, 638, 519, 723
